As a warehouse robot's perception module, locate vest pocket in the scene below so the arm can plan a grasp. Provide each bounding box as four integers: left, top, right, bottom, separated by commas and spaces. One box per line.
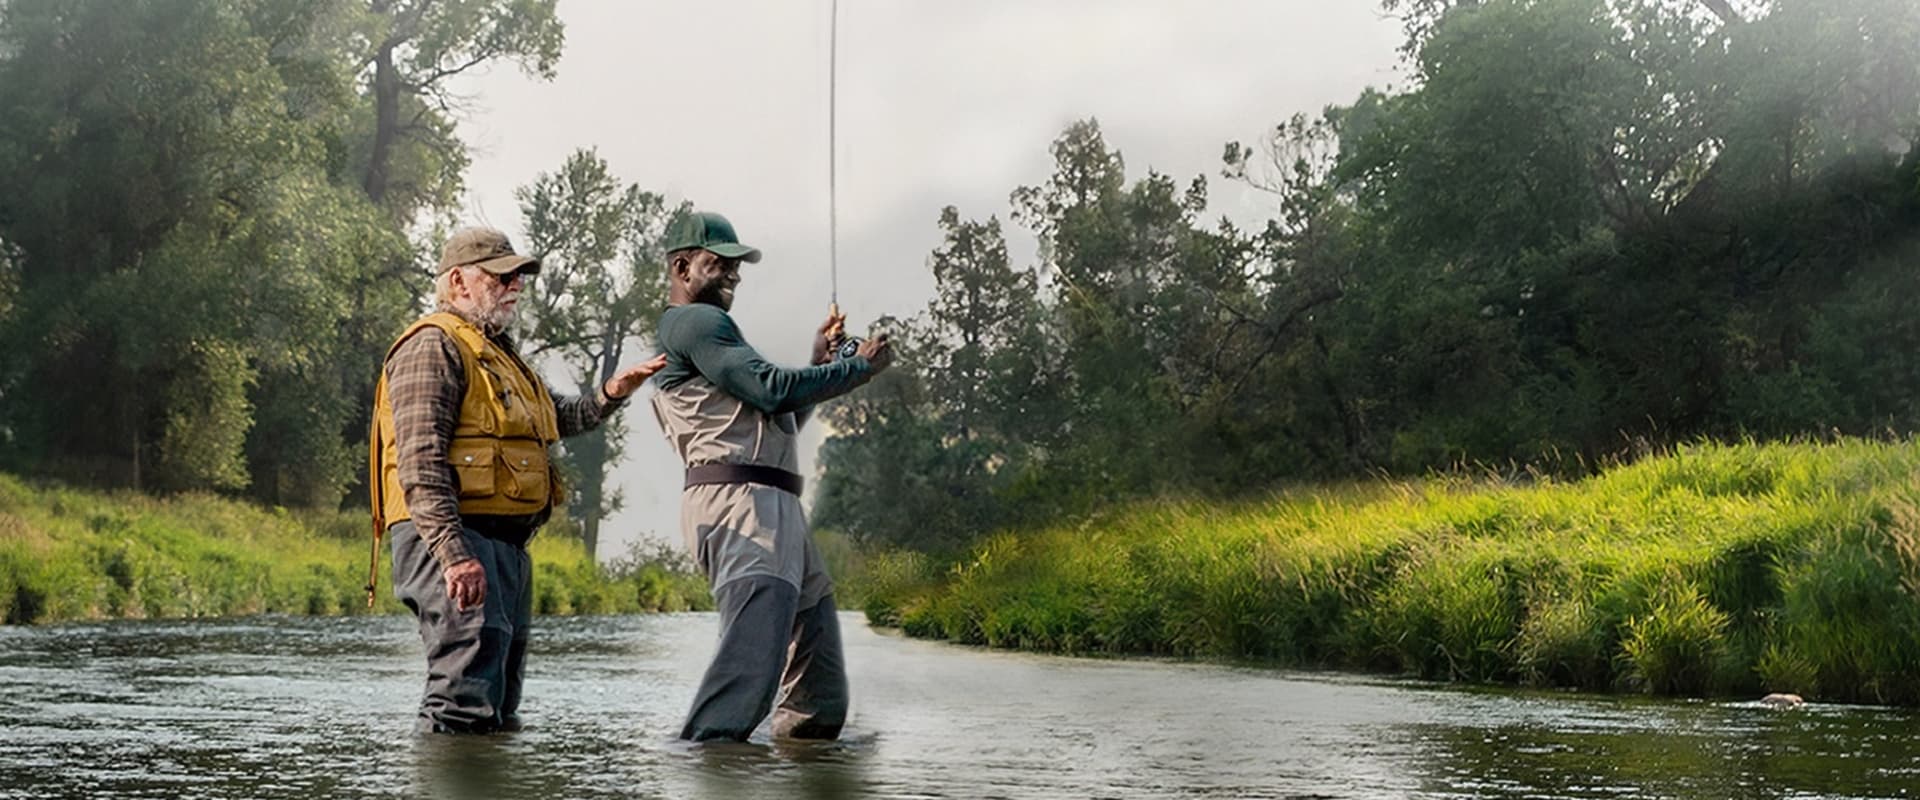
498, 439, 551, 501
448, 440, 497, 498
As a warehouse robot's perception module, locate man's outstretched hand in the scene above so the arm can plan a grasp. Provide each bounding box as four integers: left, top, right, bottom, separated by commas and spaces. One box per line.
604, 353, 669, 400
857, 334, 893, 373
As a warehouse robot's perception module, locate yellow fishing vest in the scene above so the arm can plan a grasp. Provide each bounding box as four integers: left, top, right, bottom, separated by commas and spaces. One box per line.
368, 312, 563, 531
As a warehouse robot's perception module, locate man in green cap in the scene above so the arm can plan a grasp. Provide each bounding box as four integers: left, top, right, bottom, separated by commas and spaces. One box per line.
650, 211, 893, 741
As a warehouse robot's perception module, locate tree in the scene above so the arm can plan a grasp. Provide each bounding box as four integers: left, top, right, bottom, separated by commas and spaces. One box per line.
353, 0, 563, 219
1012, 119, 1285, 492
0, 0, 400, 493
816, 0, 1920, 555
816, 207, 1064, 552
515, 149, 680, 559
310, 0, 570, 513
0, 0, 542, 507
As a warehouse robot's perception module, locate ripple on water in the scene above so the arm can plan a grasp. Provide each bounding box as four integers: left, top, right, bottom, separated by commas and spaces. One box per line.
4, 614, 1920, 799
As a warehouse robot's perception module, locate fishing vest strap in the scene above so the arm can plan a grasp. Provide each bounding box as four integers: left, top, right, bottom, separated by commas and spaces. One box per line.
684, 463, 804, 496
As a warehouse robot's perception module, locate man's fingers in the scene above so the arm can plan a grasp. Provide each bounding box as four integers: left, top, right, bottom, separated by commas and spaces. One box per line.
628, 356, 666, 379
445, 561, 486, 611
607, 354, 669, 398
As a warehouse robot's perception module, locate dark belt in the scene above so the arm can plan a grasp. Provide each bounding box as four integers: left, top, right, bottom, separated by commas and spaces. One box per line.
685, 463, 804, 496
464, 515, 540, 548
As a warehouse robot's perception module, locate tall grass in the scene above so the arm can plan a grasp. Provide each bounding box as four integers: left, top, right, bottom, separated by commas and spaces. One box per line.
0, 474, 709, 624
864, 439, 1920, 704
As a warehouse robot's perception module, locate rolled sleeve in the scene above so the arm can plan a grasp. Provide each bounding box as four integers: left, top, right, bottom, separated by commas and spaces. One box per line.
386, 329, 474, 567
551, 381, 625, 438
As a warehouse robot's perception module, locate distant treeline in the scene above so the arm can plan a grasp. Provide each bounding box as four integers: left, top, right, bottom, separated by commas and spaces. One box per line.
1, 0, 1917, 566
814, 0, 1920, 554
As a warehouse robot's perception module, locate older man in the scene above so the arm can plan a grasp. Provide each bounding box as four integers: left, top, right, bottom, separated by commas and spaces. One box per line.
369, 226, 665, 734
650, 211, 893, 741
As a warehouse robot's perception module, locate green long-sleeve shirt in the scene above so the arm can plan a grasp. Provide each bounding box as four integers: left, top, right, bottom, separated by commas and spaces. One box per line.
654, 302, 872, 415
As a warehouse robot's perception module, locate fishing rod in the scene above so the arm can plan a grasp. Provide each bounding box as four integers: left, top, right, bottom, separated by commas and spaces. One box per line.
824, 0, 864, 361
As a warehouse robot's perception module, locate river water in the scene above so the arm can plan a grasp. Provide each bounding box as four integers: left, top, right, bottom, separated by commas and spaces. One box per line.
0, 613, 1914, 799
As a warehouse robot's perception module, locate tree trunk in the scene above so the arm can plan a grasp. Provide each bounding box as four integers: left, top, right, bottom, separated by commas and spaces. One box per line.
576, 429, 605, 560
577, 340, 628, 561
364, 45, 399, 207
127, 390, 142, 492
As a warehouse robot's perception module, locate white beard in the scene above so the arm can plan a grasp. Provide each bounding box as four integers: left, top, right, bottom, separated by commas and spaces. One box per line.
478, 301, 517, 334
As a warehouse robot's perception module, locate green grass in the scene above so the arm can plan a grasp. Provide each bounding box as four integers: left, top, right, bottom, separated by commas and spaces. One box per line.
0, 473, 710, 624
861, 439, 1920, 704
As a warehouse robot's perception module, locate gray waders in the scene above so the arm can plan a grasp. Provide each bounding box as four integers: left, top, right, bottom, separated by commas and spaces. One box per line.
389, 520, 534, 734
680, 576, 848, 742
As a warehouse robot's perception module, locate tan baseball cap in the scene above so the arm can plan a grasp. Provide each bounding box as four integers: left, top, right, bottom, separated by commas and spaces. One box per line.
436, 226, 541, 275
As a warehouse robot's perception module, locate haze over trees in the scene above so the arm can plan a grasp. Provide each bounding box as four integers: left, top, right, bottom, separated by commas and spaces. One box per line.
0, 0, 1913, 562
814, 0, 1920, 553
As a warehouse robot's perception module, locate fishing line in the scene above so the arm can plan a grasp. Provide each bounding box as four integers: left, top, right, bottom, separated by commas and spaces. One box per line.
830, 0, 839, 308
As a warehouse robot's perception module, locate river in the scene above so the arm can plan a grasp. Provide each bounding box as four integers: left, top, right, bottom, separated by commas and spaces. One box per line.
1, 614, 1914, 799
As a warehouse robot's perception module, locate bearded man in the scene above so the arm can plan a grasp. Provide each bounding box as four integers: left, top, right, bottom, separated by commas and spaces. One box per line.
369, 226, 665, 734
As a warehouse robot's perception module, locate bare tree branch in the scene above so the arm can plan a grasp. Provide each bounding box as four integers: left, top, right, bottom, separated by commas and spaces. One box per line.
1698, 0, 1740, 25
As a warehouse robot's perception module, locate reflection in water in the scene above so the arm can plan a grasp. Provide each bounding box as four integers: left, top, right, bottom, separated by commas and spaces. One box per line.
1410, 692, 1920, 799
677, 735, 877, 800
412, 735, 527, 799
0, 614, 1915, 799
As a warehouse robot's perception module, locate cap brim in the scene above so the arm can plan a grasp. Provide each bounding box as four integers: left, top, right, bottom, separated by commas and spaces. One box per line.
470, 254, 541, 275
706, 243, 762, 263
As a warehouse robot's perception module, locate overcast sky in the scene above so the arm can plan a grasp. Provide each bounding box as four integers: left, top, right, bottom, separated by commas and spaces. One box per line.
450, 0, 1406, 559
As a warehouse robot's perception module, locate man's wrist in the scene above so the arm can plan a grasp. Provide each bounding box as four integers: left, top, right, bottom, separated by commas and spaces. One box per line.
430, 536, 474, 570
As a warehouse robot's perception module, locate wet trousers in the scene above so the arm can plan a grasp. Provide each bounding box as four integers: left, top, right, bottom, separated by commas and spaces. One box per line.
389, 520, 533, 734
680, 576, 849, 742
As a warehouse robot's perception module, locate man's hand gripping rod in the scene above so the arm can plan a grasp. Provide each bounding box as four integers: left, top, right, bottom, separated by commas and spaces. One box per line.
825, 302, 862, 361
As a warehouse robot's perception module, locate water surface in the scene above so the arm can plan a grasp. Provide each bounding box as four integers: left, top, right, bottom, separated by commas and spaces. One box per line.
1, 614, 1913, 799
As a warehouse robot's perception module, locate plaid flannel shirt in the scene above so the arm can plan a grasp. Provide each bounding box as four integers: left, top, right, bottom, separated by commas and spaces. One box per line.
384, 308, 625, 567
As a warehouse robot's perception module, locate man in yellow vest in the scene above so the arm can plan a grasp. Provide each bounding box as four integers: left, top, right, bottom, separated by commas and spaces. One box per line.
369, 226, 664, 734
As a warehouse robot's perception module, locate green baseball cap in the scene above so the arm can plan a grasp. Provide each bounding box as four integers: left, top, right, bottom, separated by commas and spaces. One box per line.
664, 211, 762, 263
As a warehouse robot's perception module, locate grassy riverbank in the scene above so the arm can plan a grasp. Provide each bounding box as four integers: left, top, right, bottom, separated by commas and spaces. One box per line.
861, 439, 1920, 705
0, 474, 709, 624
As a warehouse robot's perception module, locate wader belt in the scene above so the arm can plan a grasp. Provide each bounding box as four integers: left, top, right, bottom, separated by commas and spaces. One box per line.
464, 515, 541, 549
685, 463, 805, 496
